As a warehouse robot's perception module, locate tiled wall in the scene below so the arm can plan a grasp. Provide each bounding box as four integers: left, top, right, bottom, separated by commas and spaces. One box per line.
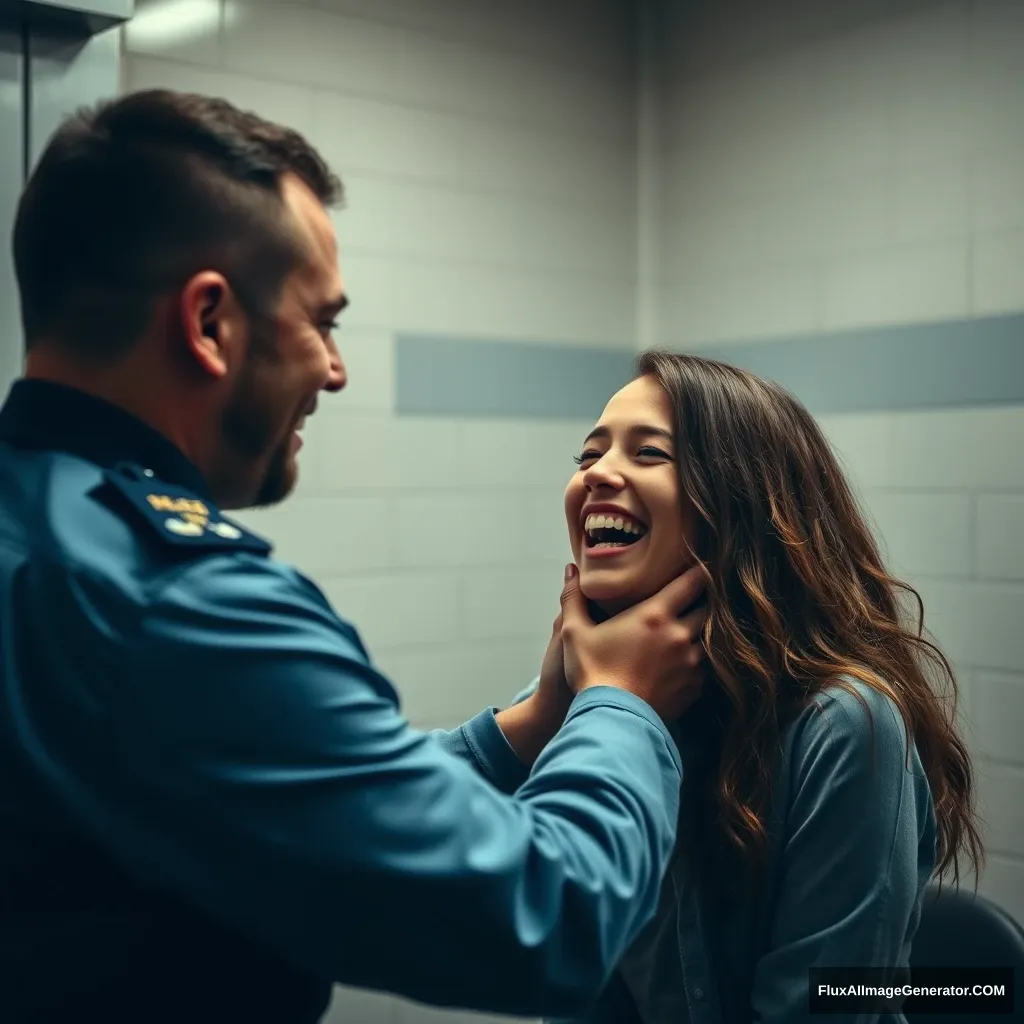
655, 0, 1024, 921
121, 1, 637, 1021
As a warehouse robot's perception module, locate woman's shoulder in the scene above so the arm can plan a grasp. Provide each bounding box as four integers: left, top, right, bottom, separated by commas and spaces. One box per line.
792, 675, 909, 746
772, 675, 937, 880
781, 675, 925, 792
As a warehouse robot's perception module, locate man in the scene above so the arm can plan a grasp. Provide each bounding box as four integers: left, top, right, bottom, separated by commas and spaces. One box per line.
0, 90, 706, 1023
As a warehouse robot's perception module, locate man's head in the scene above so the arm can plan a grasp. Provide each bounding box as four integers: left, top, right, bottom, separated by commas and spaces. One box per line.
12, 88, 348, 508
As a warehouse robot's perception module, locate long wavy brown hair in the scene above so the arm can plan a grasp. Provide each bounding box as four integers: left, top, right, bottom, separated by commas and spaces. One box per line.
635, 349, 983, 888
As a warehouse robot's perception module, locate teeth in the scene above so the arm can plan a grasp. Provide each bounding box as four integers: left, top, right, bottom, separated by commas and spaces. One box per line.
584, 513, 646, 536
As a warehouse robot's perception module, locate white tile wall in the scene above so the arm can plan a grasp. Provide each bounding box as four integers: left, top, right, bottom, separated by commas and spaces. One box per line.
375, 636, 545, 729
972, 149, 1024, 235
121, 3, 635, 1021
336, 176, 629, 280
858, 490, 973, 580
820, 241, 970, 330
657, 0, 1024, 925
288, 0, 634, 78
656, 0, 1024, 341
973, 230, 1024, 316
976, 496, 1024, 580
974, 671, 1024, 761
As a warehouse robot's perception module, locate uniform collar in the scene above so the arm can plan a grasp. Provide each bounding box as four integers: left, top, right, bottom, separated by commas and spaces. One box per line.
0, 379, 211, 499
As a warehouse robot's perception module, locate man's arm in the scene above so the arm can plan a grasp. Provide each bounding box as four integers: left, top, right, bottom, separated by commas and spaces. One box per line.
36, 558, 682, 1020
432, 677, 546, 795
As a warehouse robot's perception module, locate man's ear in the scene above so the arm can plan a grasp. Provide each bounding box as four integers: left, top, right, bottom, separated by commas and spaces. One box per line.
178, 271, 243, 380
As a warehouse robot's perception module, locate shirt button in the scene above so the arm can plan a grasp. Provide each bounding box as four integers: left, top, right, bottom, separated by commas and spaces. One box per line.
143, 469, 154, 477
693, 987, 705, 1000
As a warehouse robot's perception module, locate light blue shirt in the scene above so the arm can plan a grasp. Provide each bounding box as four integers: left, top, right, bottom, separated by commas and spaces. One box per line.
514, 677, 937, 1024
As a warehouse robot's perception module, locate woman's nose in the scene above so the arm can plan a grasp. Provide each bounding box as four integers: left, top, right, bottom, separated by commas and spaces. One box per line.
583, 455, 626, 491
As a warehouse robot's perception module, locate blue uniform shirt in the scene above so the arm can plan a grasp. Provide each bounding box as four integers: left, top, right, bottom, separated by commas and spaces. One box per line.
0, 379, 684, 1023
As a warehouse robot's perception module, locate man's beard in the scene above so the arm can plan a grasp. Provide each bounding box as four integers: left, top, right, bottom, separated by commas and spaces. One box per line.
220, 331, 299, 510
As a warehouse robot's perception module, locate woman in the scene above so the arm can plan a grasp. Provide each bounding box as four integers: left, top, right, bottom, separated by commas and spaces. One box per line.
534, 350, 982, 1023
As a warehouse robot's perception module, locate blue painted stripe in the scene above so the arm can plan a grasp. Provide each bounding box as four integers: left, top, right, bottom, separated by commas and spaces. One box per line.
684, 313, 1024, 415
394, 314, 1024, 420
395, 334, 634, 420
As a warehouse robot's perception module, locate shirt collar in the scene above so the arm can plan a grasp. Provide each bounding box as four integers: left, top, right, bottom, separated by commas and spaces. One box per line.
0, 378, 211, 499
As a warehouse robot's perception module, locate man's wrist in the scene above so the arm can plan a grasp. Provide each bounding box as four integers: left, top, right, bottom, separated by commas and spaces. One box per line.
495, 690, 569, 767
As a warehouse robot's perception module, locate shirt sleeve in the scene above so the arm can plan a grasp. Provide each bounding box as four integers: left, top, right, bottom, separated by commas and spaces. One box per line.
750, 684, 937, 1023
431, 708, 531, 795
44, 555, 683, 1019
430, 676, 542, 795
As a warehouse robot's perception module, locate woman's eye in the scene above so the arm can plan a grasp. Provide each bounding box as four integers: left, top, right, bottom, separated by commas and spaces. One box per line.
637, 446, 672, 460
573, 445, 671, 466
573, 449, 602, 465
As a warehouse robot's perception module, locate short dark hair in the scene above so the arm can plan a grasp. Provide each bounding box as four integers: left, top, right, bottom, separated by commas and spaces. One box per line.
12, 88, 343, 360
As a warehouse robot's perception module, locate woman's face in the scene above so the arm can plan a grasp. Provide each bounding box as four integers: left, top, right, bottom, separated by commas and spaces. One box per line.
564, 375, 697, 616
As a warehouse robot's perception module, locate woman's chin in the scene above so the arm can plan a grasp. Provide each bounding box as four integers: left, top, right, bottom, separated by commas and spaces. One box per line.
580, 578, 645, 618
581, 569, 675, 614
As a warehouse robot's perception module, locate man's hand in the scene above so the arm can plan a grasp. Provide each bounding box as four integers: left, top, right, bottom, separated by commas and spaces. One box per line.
495, 611, 573, 767
560, 562, 707, 721
497, 561, 707, 762
536, 611, 574, 720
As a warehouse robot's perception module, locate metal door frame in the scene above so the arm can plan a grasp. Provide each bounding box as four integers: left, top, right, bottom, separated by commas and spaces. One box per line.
0, 0, 130, 395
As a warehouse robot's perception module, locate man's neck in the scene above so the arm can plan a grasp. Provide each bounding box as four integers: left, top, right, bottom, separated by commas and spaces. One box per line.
24, 345, 203, 467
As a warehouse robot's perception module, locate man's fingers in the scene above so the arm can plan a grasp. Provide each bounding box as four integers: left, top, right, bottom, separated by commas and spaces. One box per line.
559, 564, 586, 624
648, 562, 707, 619
680, 638, 706, 669
676, 601, 708, 643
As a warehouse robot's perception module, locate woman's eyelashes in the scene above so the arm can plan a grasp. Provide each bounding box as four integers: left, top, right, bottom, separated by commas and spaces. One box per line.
572, 445, 673, 466
638, 445, 673, 460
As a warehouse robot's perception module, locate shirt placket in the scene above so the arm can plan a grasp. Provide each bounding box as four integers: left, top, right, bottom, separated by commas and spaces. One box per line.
671, 858, 722, 1024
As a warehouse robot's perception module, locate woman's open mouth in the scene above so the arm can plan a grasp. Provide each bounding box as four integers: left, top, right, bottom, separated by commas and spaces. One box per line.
583, 512, 648, 558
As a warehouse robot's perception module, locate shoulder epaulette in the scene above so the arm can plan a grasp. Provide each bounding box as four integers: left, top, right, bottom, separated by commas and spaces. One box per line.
95, 463, 273, 556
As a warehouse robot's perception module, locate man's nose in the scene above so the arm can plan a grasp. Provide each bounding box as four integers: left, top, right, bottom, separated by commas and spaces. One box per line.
324, 340, 346, 393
